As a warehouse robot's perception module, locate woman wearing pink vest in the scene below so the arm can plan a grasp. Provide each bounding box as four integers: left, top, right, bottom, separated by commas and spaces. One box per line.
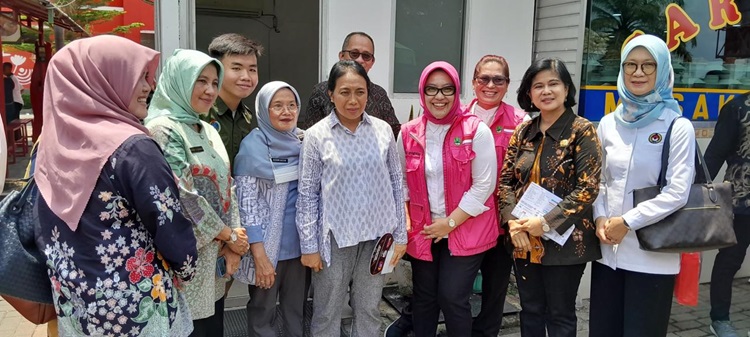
465, 55, 528, 337
397, 61, 498, 337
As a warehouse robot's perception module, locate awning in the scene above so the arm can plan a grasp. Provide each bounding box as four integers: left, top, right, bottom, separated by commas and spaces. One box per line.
3, 0, 88, 34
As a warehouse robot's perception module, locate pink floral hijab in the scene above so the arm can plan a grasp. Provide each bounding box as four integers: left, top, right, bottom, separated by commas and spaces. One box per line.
34, 35, 160, 231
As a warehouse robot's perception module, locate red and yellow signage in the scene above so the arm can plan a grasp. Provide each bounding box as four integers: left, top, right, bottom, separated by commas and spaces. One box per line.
665, 0, 741, 51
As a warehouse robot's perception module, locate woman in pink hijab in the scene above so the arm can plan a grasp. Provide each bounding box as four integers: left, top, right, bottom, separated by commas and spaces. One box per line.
397, 61, 499, 336
33, 35, 199, 336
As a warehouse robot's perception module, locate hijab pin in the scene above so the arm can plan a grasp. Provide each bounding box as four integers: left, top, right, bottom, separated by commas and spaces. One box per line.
559, 139, 569, 147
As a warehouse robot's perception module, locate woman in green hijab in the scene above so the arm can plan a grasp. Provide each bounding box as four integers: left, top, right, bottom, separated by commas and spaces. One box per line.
145, 49, 249, 337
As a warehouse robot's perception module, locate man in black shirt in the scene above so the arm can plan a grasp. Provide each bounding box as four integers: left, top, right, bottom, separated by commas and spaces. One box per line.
705, 91, 750, 337
300, 31, 400, 137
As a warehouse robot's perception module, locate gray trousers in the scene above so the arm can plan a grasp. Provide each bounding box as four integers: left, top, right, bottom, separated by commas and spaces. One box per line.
311, 236, 384, 337
246, 258, 308, 337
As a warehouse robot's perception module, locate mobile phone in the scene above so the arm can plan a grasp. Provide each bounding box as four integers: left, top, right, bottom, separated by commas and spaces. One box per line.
216, 256, 227, 278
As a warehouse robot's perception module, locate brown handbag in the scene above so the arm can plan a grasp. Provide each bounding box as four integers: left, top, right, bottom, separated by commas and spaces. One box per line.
632, 118, 737, 253
1, 294, 56, 324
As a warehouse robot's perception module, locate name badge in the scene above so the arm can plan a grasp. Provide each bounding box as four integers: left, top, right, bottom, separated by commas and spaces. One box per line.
271, 158, 289, 163
273, 164, 299, 184
190, 146, 204, 153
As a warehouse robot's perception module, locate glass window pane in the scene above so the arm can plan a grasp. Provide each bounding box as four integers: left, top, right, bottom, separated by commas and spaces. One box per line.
394, 0, 465, 93
581, 0, 750, 122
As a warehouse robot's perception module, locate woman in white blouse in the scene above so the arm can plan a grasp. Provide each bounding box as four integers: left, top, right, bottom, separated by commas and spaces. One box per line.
589, 34, 695, 337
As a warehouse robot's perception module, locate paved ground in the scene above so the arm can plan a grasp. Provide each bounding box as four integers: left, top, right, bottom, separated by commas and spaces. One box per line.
3, 279, 750, 336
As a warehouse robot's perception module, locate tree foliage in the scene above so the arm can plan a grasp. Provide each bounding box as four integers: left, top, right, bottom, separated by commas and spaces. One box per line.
589, 0, 694, 61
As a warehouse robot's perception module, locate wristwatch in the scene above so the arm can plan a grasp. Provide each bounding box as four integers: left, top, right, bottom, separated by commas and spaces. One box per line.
448, 218, 456, 228
540, 217, 550, 233
227, 230, 238, 243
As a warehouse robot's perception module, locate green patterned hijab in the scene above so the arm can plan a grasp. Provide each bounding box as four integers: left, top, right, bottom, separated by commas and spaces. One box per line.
146, 49, 224, 125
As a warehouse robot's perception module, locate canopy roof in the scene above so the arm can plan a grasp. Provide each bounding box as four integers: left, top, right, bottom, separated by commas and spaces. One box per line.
3, 0, 87, 34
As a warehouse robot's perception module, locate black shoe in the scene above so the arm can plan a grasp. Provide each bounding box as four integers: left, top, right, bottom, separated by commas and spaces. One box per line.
384, 314, 413, 337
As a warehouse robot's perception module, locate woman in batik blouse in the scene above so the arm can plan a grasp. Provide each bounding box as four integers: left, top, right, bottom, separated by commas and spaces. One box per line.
145, 49, 248, 337
498, 57, 602, 337
34, 35, 198, 336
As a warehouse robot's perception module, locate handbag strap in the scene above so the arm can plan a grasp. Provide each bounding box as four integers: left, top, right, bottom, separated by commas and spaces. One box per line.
9, 176, 36, 216
657, 117, 712, 188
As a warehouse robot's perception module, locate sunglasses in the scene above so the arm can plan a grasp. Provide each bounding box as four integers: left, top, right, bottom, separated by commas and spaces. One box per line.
424, 86, 456, 96
341, 50, 374, 62
475, 75, 508, 86
622, 62, 657, 75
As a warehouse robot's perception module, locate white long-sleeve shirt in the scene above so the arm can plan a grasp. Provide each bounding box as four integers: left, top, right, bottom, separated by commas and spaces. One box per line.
397, 121, 497, 218
593, 110, 695, 274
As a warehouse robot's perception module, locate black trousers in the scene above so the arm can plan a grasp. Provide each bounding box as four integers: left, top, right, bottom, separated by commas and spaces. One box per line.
246, 258, 309, 337
472, 241, 513, 337
711, 213, 750, 321
189, 297, 225, 337
588, 262, 675, 337
514, 259, 585, 337
411, 240, 484, 337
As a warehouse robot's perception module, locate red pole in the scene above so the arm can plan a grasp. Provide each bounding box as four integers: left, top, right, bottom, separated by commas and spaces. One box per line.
1, 13, 7, 174
29, 19, 47, 142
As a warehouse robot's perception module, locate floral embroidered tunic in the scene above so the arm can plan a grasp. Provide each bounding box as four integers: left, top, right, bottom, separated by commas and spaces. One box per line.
147, 116, 241, 320
498, 109, 603, 265
36, 135, 198, 336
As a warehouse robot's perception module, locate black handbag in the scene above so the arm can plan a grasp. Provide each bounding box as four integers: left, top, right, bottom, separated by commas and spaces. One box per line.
0, 177, 53, 304
633, 118, 736, 253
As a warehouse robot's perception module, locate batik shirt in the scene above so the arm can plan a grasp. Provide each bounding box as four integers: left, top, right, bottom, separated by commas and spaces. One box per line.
498, 109, 603, 265
147, 116, 241, 320
36, 135, 198, 336
706, 92, 750, 215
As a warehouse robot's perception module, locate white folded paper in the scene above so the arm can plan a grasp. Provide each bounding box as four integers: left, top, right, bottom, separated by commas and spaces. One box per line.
511, 182, 573, 246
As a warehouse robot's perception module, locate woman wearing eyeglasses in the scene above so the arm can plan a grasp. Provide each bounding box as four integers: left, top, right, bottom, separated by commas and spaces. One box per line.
465, 55, 528, 337
233, 81, 307, 337
588, 34, 695, 337
397, 61, 498, 336
498, 58, 602, 337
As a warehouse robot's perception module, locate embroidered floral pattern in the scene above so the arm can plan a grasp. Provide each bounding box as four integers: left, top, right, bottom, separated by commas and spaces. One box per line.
125, 248, 155, 283
36, 136, 197, 337
150, 185, 180, 226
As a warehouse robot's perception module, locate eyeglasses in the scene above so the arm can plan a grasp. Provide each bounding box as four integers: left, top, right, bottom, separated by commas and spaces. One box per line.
475, 75, 508, 86
622, 62, 657, 75
341, 50, 374, 62
269, 103, 299, 113
424, 86, 456, 96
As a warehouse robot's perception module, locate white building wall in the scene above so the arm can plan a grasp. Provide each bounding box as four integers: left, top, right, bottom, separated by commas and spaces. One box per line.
534, 0, 587, 113
322, 0, 535, 122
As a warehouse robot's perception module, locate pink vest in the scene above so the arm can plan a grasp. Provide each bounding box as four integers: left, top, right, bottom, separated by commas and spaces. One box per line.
465, 100, 527, 170
401, 114, 499, 261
